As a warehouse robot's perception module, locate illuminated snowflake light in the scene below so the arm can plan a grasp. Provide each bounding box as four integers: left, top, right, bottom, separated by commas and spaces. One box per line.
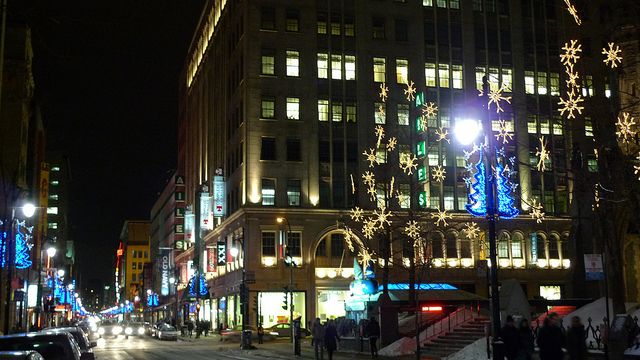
529, 199, 545, 224
375, 125, 386, 146
558, 91, 584, 119
487, 83, 512, 113
405, 221, 421, 240
366, 183, 377, 201
565, 68, 580, 89
350, 207, 364, 222
564, 0, 581, 25
386, 136, 398, 151
399, 153, 418, 175
362, 218, 377, 239
418, 115, 429, 133
635, 153, 640, 181
435, 127, 450, 143
432, 208, 452, 227
373, 206, 392, 229
363, 148, 379, 167
432, 165, 446, 183
602, 42, 623, 69
362, 171, 375, 186
495, 120, 514, 144
463, 222, 480, 240
350, 174, 356, 194
535, 136, 551, 172
378, 104, 386, 118
404, 81, 417, 101
560, 40, 582, 67
422, 102, 438, 118
616, 112, 636, 144
379, 82, 389, 102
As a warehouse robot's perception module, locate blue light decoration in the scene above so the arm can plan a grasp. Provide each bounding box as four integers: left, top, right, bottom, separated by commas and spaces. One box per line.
147, 292, 159, 307
380, 283, 458, 291
349, 258, 378, 296
188, 272, 208, 297
495, 160, 520, 219
465, 150, 519, 219
0, 231, 6, 268
465, 151, 487, 217
14, 222, 32, 269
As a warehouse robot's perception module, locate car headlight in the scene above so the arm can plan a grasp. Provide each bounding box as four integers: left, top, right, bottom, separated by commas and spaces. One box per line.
113, 326, 122, 335
269, 332, 279, 336
90, 324, 98, 332
125, 327, 133, 335
138, 327, 145, 335
98, 328, 105, 335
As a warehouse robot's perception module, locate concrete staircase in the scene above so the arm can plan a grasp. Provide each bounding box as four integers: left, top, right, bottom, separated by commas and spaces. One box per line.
420, 317, 489, 360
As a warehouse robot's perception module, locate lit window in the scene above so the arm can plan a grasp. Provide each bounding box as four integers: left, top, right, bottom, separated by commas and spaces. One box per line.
452, 65, 463, 89
332, 102, 343, 122
425, 63, 437, 87
286, 51, 300, 77
475, 67, 484, 91
345, 56, 356, 80
553, 117, 563, 135
498, 240, 509, 258
318, 100, 329, 121
47, 207, 58, 215
429, 184, 440, 209
450, 0, 460, 9
261, 97, 275, 119
427, 151, 439, 166
525, 71, 535, 94
376, 145, 387, 164
584, 120, 593, 137
50, 180, 59, 186
51, 166, 60, 172
48, 223, 58, 229
286, 98, 300, 120
605, 83, 611, 98
396, 59, 409, 84
261, 179, 276, 206
287, 179, 301, 206
331, 21, 341, 35
444, 186, 454, 210
373, 57, 386, 83
540, 117, 550, 135
346, 104, 357, 123
132, 262, 137, 270
331, 55, 342, 80
374, 103, 386, 124
582, 75, 594, 97
49, 194, 59, 201
397, 104, 409, 125
286, 10, 299, 32
317, 53, 328, 79
345, 19, 355, 36
438, 64, 450, 88
261, 49, 275, 75
437, 0, 447, 7
399, 184, 410, 209
489, 68, 500, 91
317, 13, 327, 34
527, 115, 537, 134
537, 72, 548, 95
423, 0, 433, 5
550, 73, 560, 96
502, 68, 513, 91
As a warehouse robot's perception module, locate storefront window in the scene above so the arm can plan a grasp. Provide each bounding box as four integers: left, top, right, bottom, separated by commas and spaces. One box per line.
258, 291, 306, 328
539, 285, 561, 300
317, 290, 348, 320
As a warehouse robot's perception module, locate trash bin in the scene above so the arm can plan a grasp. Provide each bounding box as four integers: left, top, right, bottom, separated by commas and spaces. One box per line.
242, 330, 253, 348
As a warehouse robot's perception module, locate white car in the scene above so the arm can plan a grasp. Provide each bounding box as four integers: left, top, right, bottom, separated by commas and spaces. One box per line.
156, 324, 179, 341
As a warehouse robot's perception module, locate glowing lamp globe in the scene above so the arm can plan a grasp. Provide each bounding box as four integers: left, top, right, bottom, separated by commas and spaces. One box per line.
46, 247, 57, 258
454, 119, 482, 146
22, 203, 36, 218
230, 247, 239, 258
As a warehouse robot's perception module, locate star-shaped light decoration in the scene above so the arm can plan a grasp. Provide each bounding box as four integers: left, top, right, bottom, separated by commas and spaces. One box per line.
362, 218, 377, 239
379, 82, 389, 102
422, 102, 438, 118
373, 206, 392, 229
366, 183, 377, 201
563, 0, 581, 25
558, 91, 584, 119
565, 68, 580, 89
350, 207, 364, 222
634, 153, 640, 181
350, 174, 356, 194
399, 153, 418, 175
363, 148, 379, 167
362, 171, 375, 186
375, 125, 386, 147
615, 112, 636, 144
396, 190, 409, 207
404, 80, 417, 102
418, 115, 429, 133
343, 230, 356, 252
495, 120, 514, 144
432, 165, 446, 182
386, 136, 398, 151
404, 220, 421, 240
486, 83, 512, 113
431, 208, 452, 227
463, 222, 480, 240
378, 104, 386, 118
602, 43, 623, 69
535, 136, 551, 172
435, 127, 450, 143
560, 40, 582, 67
529, 199, 545, 224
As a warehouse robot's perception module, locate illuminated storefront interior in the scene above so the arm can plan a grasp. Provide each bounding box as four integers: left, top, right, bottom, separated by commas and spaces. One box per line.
258, 291, 305, 328
539, 285, 562, 300
317, 290, 349, 320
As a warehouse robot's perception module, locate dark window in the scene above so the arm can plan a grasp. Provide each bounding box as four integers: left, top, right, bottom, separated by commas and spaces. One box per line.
430, 233, 443, 258
395, 19, 408, 41
286, 9, 299, 32
446, 232, 457, 258
261, 7, 276, 30
319, 140, 330, 162
287, 179, 301, 206
330, 233, 344, 257
286, 138, 302, 161
460, 239, 472, 258
372, 17, 385, 39
288, 232, 301, 257
315, 239, 327, 256
262, 231, 276, 256
261, 137, 276, 160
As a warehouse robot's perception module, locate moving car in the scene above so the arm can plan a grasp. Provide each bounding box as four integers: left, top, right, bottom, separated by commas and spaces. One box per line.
41, 328, 96, 360
156, 324, 179, 341
96, 320, 119, 339
266, 323, 310, 338
0, 351, 44, 360
121, 322, 145, 338
0, 332, 83, 360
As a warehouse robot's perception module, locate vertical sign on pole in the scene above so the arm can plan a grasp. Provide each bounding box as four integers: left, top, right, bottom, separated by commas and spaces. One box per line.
584, 254, 604, 280
200, 189, 213, 231
159, 248, 172, 296
213, 168, 226, 218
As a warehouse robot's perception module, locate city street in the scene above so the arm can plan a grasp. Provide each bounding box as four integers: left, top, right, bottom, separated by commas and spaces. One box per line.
94, 335, 384, 360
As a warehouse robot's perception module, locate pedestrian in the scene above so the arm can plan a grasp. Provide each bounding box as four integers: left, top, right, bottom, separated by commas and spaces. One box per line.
537, 313, 565, 360
204, 321, 210, 337
187, 319, 194, 338
218, 322, 224, 341
566, 316, 587, 360
312, 318, 325, 360
517, 318, 534, 360
501, 315, 519, 360
365, 317, 380, 358
257, 324, 264, 344
325, 320, 340, 360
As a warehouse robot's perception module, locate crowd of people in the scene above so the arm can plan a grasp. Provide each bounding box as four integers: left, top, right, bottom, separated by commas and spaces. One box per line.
310, 316, 381, 360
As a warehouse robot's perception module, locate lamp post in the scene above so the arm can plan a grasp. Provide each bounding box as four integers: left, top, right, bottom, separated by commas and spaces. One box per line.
230, 234, 253, 350
276, 217, 297, 354
453, 76, 504, 359
3, 202, 36, 334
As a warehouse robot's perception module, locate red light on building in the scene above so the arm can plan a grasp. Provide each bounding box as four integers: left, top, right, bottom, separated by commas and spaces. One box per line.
421, 306, 443, 312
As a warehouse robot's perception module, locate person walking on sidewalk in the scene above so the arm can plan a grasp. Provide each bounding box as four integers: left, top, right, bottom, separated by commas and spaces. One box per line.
324, 320, 340, 360
501, 315, 519, 360
312, 318, 325, 360
187, 320, 194, 338
517, 318, 534, 360
365, 317, 380, 358
537, 313, 565, 360
566, 316, 587, 360
257, 324, 264, 344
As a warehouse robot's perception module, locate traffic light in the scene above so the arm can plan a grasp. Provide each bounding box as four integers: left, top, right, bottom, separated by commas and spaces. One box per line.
282, 287, 289, 310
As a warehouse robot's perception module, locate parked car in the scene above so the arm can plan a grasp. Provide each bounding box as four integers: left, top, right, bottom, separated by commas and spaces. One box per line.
266, 323, 310, 338
0, 351, 44, 360
221, 325, 271, 342
0, 332, 83, 360
156, 324, 178, 341
41, 328, 96, 360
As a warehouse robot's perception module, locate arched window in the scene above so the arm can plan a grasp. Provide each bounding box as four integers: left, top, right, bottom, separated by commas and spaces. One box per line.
430, 232, 444, 258
315, 239, 326, 257
548, 233, 560, 259
560, 233, 569, 259
498, 231, 510, 258
460, 237, 472, 258
536, 233, 547, 260
445, 232, 458, 258
511, 232, 524, 258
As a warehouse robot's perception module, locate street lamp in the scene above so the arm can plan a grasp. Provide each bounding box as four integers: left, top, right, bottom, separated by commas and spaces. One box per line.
57, 269, 65, 278
276, 217, 298, 354
46, 246, 57, 258
230, 238, 252, 350
453, 76, 505, 359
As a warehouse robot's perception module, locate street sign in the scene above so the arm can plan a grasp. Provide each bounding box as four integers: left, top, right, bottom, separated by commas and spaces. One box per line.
584, 254, 604, 281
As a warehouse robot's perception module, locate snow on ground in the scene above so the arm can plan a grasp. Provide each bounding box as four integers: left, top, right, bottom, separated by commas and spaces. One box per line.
378, 337, 416, 357
563, 297, 639, 327
446, 338, 487, 360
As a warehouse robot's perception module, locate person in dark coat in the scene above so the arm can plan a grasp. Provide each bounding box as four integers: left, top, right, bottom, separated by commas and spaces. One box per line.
566, 316, 587, 360
187, 320, 194, 338
501, 315, 520, 360
365, 317, 380, 358
517, 319, 534, 360
324, 320, 340, 360
537, 313, 565, 360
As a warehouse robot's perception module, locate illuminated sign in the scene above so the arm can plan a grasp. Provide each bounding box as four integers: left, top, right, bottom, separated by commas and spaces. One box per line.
184, 210, 195, 244
217, 241, 226, 266
200, 191, 213, 231
159, 248, 172, 296
207, 247, 216, 272
530, 233, 538, 263
421, 306, 443, 312
213, 175, 226, 217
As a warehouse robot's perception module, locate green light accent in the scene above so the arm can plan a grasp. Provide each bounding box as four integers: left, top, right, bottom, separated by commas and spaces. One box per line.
416, 141, 426, 157
418, 192, 428, 208
417, 167, 427, 182
416, 117, 425, 132
415, 92, 425, 107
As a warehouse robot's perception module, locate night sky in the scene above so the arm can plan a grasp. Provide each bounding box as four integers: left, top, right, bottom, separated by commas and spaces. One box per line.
12, 1, 204, 285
